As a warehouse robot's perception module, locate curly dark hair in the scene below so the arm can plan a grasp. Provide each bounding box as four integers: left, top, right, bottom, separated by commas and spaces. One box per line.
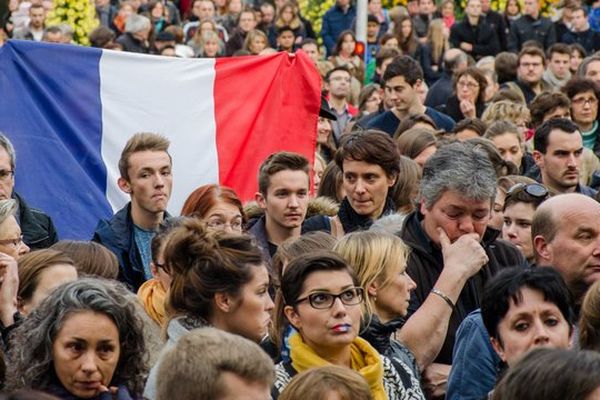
5, 278, 148, 395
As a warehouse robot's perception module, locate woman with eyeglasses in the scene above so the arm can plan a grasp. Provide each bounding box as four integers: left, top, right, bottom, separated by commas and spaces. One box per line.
0, 199, 29, 260
180, 184, 245, 234
501, 183, 550, 265
444, 67, 488, 122
272, 251, 413, 400
334, 231, 426, 399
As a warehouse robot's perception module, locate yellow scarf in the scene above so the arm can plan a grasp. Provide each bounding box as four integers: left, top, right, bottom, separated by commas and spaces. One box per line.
289, 333, 387, 400
137, 278, 167, 326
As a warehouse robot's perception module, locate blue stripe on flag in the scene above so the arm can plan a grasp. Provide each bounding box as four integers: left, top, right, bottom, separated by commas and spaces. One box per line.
0, 40, 112, 239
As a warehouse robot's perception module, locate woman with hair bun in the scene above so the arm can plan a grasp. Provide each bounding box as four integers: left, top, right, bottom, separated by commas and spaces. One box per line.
144, 218, 274, 399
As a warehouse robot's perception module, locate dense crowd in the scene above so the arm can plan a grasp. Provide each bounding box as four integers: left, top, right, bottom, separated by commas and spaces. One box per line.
4, 0, 600, 399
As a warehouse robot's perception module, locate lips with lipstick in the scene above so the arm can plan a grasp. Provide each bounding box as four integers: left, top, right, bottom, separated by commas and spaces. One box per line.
331, 323, 352, 333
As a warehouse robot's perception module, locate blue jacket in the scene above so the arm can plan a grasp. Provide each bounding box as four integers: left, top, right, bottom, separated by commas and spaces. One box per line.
447, 310, 501, 400
321, 3, 356, 55
92, 203, 170, 291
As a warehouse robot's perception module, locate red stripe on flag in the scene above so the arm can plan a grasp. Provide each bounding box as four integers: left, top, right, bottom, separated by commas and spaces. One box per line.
214, 51, 321, 202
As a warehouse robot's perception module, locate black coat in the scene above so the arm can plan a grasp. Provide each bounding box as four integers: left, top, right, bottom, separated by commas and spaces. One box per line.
13, 191, 58, 250
400, 211, 527, 365
562, 29, 600, 55
507, 14, 556, 52
483, 10, 508, 51
449, 17, 500, 60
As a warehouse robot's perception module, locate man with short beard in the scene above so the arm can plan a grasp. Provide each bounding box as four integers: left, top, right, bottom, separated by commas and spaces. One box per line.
532, 118, 597, 197
503, 47, 552, 104
13, 4, 45, 41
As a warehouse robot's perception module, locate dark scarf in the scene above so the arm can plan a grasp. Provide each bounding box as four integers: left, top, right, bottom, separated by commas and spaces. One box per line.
45, 382, 140, 400
338, 196, 396, 233
360, 315, 404, 355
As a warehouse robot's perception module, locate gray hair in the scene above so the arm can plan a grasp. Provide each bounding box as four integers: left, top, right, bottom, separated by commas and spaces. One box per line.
0, 199, 17, 227
577, 55, 600, 78
6, 278, 148, 395
125, 14, 150, 34
0, 132, 16, 171
420, 142, 497, 209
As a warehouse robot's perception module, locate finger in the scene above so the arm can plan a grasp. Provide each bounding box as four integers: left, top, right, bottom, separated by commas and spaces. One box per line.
437, 227, 451, 250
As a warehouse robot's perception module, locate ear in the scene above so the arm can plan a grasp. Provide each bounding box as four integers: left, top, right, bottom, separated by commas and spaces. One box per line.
413, 79, 423, 90
17, 297, 28, 316
490, 336, 507, 363
214, 292, 235, 313
532, 150, 544, 168
150, 262, 159, 279
117, 177, 131, 194
284, 305, 301, 331
255, 192, 267, 210
367, 281, 380, 298
533, 234, 552, 264
387, 173, 397, 188
419, 199, 428, 216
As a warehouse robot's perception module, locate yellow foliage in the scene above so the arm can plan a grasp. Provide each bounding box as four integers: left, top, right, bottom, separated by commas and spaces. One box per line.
46, 0, 98, 45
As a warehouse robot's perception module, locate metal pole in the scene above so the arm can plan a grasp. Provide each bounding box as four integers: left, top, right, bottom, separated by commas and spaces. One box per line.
355, 0, 368, 44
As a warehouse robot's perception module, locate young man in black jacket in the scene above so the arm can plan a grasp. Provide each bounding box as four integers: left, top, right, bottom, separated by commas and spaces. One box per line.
449, 0, 500, 61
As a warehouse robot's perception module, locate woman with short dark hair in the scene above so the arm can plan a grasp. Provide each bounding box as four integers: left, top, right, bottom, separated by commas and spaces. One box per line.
303, 131, 400, 237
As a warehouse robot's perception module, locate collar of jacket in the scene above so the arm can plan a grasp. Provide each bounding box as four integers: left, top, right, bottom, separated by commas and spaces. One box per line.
338, 196, 395, 233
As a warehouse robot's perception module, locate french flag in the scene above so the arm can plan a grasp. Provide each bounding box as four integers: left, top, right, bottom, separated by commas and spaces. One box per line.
0, 40, 320, 240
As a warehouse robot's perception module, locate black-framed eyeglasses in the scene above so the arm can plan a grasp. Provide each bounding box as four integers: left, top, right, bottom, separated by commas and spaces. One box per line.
506, 183, 549, 200
0, 170, 14, 181
295, 287, 364, 309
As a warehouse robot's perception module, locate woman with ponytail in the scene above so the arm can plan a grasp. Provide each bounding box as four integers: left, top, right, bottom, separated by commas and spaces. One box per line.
144, 218, 274, 400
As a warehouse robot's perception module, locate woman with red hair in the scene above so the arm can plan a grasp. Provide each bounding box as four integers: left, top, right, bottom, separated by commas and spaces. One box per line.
181, 184, 245, 234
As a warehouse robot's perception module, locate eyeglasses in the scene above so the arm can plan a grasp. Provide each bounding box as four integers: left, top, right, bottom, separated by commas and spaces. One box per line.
206, 219, 243, 231
572, 97, 598, 106
295, 287, 364, 309
506, 183, 549, 201
457, 81, 479, 90
0, 170, 14, 182
0, 234, 24, 248
521, 62, 543, 68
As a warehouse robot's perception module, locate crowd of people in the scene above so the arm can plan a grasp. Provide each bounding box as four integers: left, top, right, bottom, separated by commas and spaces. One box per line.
4, 0, 600, 398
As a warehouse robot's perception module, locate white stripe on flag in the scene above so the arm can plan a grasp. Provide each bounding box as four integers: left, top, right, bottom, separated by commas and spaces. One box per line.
99, 50, 219, 216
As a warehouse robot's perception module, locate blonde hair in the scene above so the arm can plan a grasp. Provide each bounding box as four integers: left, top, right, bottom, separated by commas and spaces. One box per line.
481, 100, 530, 126
279, 365, 372, 400
334, 231, 410, 316
427, 19, 448, 64
243, 29, 268, 54
0, 199, 17, 227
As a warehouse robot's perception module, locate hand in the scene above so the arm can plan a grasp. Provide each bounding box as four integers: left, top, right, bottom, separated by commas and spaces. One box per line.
0, 252, 18, 326
438, 228, 488, 281
460, 42, 473, 52
459, 99, 476, 118
422, 363, 451, 398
